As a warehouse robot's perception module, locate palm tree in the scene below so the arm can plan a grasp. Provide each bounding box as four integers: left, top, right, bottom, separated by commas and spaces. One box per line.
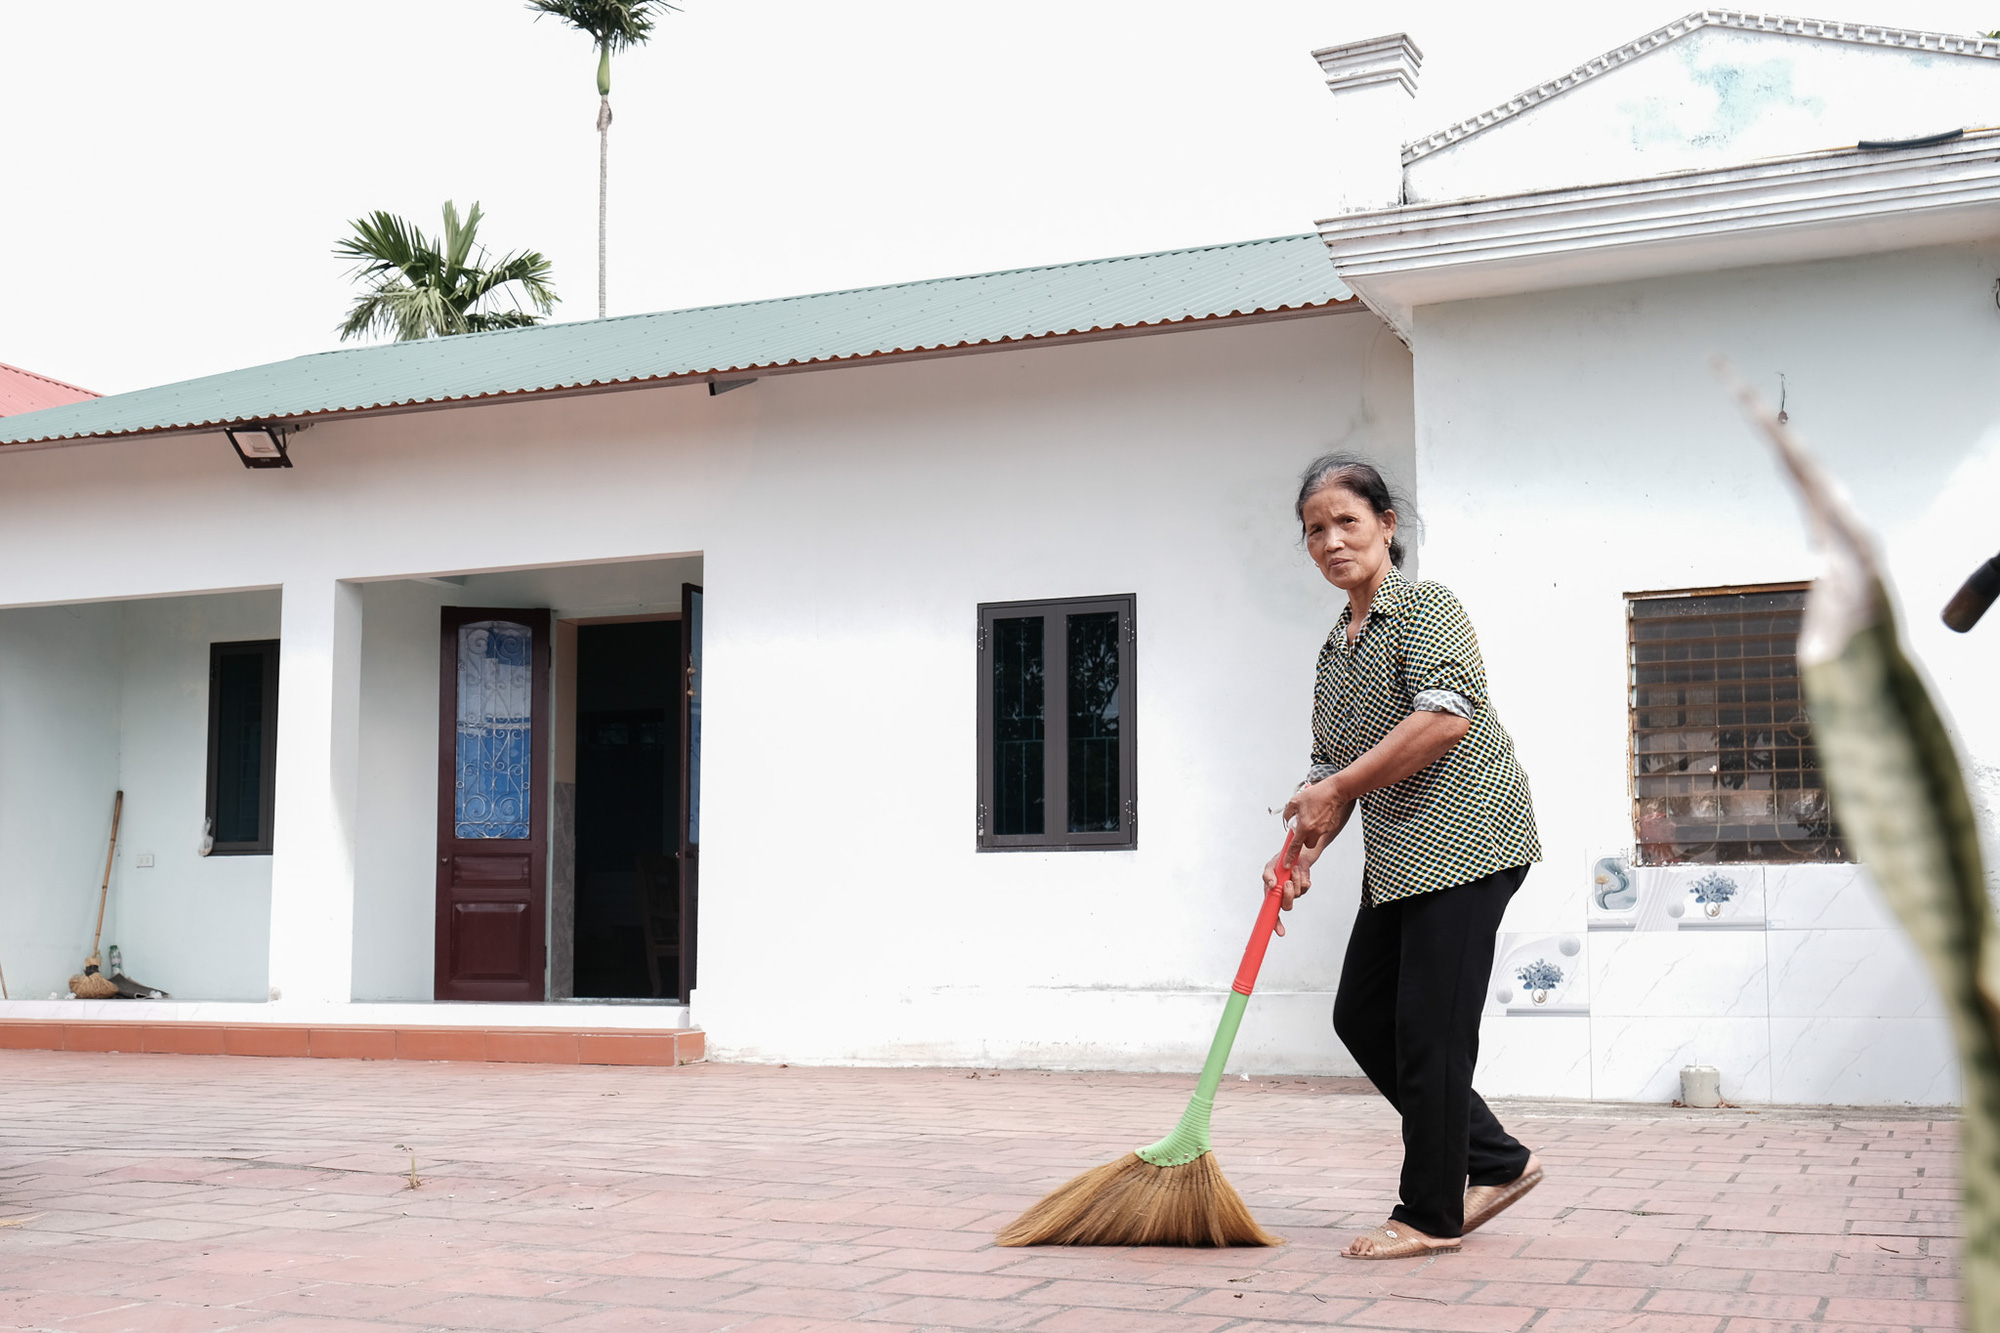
336, 201, 558, 343
527, 0, 677, 319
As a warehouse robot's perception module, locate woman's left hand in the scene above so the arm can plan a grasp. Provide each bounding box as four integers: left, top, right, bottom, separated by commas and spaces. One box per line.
1284, 776, 1353, 854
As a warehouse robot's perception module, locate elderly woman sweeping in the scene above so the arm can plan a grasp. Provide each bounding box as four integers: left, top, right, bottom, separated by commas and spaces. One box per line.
1265, 454, 1544, 1260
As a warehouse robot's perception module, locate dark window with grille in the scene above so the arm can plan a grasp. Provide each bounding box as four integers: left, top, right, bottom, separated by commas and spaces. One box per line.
977, 595, 1135, 850
1628, 587, 1846, 864
206, 640, 280, 855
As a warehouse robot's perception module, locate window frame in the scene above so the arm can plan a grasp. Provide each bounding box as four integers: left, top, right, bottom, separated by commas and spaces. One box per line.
1624, 581, 1849, 865
205, 639, 281, 856
976, 594, 1137, 852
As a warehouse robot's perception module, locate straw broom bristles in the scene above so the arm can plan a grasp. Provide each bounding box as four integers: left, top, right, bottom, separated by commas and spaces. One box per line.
999, 849, 1298, 1248
996, 1151, 1280, 1247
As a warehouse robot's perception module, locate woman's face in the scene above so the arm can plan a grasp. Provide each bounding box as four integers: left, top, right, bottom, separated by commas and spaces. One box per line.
1302, 484, 1397, 593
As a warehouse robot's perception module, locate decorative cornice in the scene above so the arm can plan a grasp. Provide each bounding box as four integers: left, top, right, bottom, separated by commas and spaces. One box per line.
1313, 33, 1423, 99
1319, 130, 2000, 341
1402, 10, 2000, 165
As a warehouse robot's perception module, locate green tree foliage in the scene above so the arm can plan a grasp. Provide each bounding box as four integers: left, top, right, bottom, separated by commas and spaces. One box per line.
336, 202, 557, 343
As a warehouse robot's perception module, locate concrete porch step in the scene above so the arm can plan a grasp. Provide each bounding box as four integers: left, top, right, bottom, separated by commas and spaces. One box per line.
0, 1020, 704, 1067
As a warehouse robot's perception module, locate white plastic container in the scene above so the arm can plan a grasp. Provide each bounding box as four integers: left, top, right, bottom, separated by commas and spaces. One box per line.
1680, 1065, 1722, 1108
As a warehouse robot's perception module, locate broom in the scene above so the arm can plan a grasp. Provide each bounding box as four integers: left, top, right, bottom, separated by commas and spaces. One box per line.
997, 832, 1295, 1247
68, 792, 123, 1000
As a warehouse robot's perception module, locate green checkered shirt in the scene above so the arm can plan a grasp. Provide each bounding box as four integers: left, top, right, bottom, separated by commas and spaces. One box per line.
1310, 568, 1541, 906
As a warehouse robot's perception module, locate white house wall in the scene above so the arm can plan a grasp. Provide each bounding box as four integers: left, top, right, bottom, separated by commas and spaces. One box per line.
0, 603, 124, 999
1412, 239, 2000, 1104
0, 591, 278, 1002
112, 592, 280, 1002
1405, 28, 2000, 204
0, 312, 1412, 1073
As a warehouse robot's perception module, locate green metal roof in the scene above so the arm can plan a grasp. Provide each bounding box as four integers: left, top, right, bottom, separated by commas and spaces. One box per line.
0, 234, 1352, 447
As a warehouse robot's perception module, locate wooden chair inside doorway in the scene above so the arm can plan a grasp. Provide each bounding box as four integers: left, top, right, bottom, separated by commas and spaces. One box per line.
633, 854, 681, 999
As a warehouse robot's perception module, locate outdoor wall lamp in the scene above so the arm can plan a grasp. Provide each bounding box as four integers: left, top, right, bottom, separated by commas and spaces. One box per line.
225, 423, 296, 469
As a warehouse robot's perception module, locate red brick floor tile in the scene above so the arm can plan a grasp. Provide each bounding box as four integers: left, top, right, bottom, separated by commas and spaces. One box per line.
0, 1021, 66, 1050
862, 1268, 1043, 1300
1338, 1301, 1542, 1331
220, 1026, 310, 1058
484, 1030, 582, 1064
50, 1300, 273, 1332
142, 1024, 230, 1055
1027, 1309, 1239, 1332
392, 1028, 486, 1062
0, 1055, 1967, 1333
1177, 1289, 1372, 1323
710, 1285, 909, 1320
305, 1028, 397, 1061
61, 1024, 146, 1054
1645, 1290, 1825, 1319
716, 1312, 924, 1320
1527, 1314, 1727, 1333
850, 1293, 1046, 1326
215, 1312, 426, 1320
1823, 1296, 1963, 1323
541, 1311, 744, 1333
576, 1032, 679, 1066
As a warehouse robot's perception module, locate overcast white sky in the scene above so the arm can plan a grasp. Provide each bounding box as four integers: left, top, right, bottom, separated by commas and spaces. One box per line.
2, 0, 1991, 394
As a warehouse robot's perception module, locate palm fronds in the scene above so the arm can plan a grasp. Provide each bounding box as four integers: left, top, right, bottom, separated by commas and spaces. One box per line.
527, 0, 677, 92
335, 201, 557, 343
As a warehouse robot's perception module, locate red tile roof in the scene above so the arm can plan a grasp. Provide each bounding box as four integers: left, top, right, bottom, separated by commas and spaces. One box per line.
0, 361, 97, 417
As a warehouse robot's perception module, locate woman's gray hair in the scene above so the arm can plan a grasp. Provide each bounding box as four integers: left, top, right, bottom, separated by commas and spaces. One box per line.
1294, 453, 1416, 569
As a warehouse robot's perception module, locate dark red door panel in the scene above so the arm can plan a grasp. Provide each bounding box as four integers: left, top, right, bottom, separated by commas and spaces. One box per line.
436, 608, 551, 1001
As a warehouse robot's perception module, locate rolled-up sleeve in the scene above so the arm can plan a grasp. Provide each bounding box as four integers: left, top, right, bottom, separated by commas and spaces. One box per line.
1401, 587, 1488, 712
1413, 688, 1474, 719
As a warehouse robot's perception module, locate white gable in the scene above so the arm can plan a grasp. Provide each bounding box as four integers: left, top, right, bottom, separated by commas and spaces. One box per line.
1403, 12, 2000, 203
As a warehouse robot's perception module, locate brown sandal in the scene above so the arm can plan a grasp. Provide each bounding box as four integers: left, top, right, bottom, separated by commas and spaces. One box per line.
1464, 1164, 1544, 1233
1341, 1221, 1461, 1260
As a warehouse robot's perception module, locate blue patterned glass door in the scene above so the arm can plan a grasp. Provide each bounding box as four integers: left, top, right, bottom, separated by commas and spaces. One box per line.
455, 620, 534, 839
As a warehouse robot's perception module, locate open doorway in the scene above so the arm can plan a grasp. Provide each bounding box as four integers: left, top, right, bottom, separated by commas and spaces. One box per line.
573, 619, 680, 998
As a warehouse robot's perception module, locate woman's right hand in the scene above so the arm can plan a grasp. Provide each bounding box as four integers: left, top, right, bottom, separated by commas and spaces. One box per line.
1262, 836, 1329, 936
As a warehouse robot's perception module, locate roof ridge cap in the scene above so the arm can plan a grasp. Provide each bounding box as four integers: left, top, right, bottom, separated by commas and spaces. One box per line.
1402, 9, 2000, 165
303, 234, 1322, 362
0, 361, 98, 398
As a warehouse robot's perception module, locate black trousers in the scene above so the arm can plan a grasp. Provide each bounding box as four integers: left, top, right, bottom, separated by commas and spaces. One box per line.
1331, 864, 1533, 1239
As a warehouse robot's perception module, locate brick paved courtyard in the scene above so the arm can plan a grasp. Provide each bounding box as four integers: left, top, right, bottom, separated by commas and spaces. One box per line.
0, 1052, 1961, 1331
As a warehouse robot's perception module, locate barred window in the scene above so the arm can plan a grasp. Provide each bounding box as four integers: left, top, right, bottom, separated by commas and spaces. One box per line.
976, 595, 1136, 851
1628, 586, 1847, 865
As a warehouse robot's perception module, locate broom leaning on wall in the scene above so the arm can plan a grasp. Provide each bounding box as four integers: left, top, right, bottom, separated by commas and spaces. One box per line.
65, 792, 171, 1001
68, 792, 124, 999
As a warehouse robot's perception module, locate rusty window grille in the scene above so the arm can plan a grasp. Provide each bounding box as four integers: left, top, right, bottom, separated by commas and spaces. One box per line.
1628, 585, 1847, 865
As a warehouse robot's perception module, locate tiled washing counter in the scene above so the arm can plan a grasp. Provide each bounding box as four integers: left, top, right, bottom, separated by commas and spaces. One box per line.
1474, 862, 1958, 1105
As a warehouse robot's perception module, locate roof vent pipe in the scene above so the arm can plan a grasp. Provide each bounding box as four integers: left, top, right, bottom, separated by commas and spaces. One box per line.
1312, 33, 1422, 215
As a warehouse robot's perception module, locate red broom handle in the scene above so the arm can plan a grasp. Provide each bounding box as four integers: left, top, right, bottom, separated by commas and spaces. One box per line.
1231, 830, 1295, 996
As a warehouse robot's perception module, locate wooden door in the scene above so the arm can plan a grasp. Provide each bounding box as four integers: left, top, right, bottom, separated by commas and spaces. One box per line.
677, 584, 702, 1001
436, 607, 551, 1001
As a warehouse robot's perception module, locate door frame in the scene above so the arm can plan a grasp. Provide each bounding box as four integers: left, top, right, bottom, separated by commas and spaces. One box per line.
678, 583, 702, 1003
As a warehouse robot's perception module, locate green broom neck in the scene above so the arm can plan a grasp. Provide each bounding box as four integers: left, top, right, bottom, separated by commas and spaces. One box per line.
1136, 856, 1290, 1169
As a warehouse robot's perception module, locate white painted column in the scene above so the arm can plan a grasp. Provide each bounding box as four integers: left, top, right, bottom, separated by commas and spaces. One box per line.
1312, 33, 1423, 214
267, 577, 363, 1005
